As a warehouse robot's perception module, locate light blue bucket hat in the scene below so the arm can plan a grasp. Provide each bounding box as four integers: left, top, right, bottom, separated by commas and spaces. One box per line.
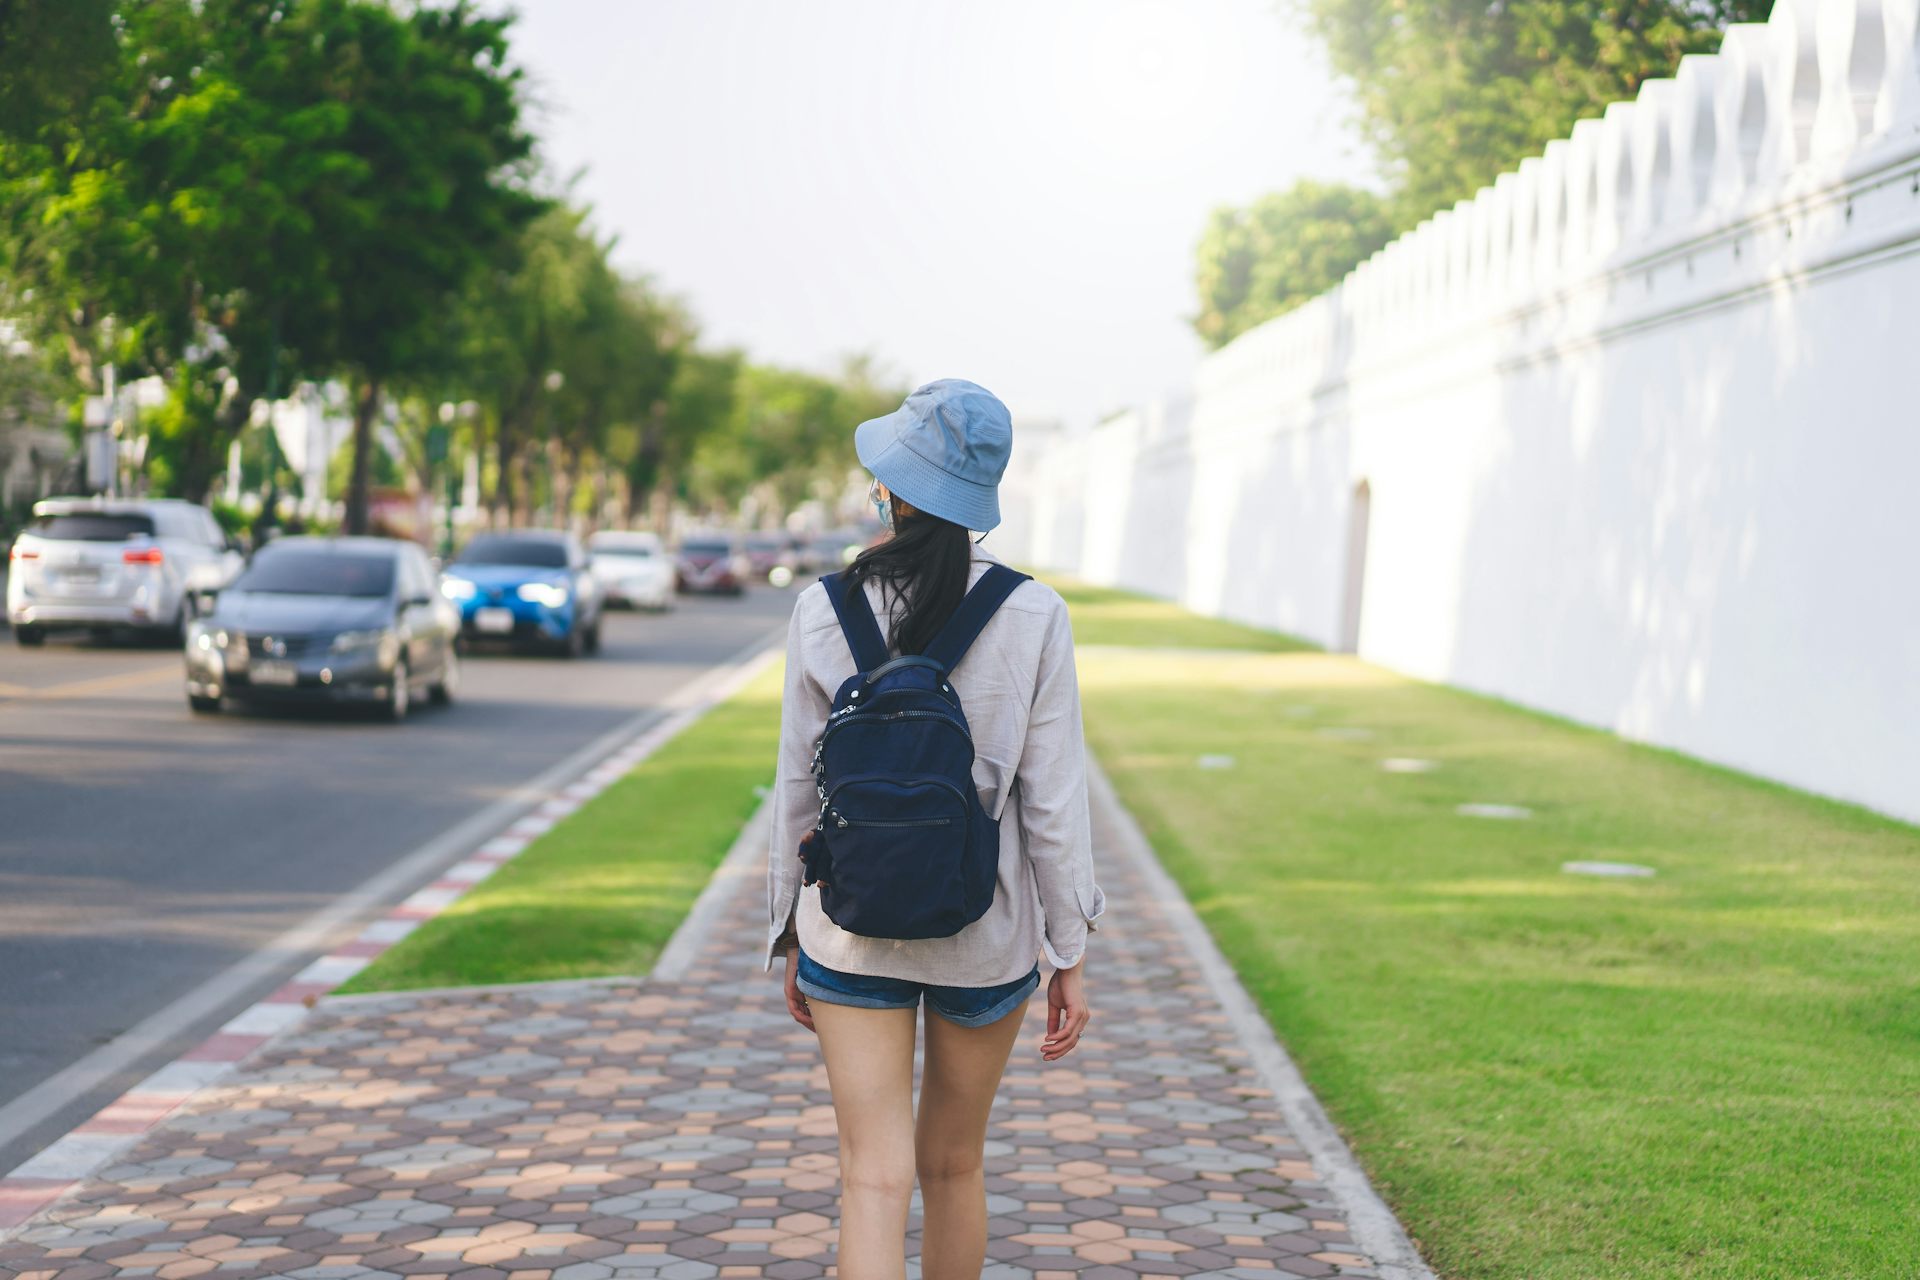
854, 379, 1012, 532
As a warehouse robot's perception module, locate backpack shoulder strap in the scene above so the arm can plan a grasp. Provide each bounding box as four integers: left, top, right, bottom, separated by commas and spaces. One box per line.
922, 564, 1031, 673
820, 570, 890, 672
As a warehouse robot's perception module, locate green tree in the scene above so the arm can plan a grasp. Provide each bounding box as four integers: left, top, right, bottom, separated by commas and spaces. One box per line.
1192, 181, 1394, 349
0, 0, 118, 140
1298, 0, 1773, 227
320, 1, 543, 534
0, 0, 530, 503
684, 354, 904, 519
462, 204, 611, 523
623, 343, 736, 526
556, 275, 679, 526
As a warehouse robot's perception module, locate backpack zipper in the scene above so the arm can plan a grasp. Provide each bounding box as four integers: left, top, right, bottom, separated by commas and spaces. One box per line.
830, 814, 955, 830
821, 773, 972, 833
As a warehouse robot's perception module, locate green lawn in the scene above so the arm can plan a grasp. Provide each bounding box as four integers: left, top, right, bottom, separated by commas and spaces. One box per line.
1048, 577, 1316, 653
1057, 587, 1920, 1279
339, 663, 781, 993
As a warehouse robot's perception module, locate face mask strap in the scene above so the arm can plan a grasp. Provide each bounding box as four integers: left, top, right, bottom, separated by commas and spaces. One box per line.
868, 477, 894, 532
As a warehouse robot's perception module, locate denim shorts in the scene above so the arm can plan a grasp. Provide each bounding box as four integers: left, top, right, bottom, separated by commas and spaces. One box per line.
795, 947, 1039, 1028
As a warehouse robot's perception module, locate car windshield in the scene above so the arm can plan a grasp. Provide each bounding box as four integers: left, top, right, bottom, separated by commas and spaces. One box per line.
29, 512, 157, 541
235, 550, 395, 598
593, 543, 655, 558
681, 542, 729, 557
455, 535, 568, 568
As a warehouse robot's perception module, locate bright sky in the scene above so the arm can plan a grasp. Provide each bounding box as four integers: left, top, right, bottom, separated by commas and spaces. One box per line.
504, 0, 1370, 429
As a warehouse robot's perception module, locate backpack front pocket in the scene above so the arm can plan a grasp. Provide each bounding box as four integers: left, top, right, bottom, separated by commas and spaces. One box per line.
819, 776, 973, 939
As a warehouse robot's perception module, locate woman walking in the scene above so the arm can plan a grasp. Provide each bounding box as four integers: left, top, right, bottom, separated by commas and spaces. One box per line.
765, 379, 1105, 1280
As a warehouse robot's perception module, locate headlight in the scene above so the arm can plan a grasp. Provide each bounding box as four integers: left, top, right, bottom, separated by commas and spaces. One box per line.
516, 582, 570, 608
441, 576, 476, 601
331, 629, 399, 666
187, 621, 230, 652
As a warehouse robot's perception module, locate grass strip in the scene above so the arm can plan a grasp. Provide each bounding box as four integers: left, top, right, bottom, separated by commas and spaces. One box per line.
339, 662, 781, 993
1049, 581, 1920, 1280
1049, 576, 1317, 653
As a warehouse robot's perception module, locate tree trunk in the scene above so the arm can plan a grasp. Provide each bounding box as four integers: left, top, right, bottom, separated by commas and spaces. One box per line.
625, 403, 666, 529
491, 422, 513, 524
344, 378, 382, 535
178, 393, 256, 504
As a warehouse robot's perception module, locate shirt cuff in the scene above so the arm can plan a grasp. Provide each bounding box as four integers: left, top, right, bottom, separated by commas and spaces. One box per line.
764, 902, 799, 972
1041, 882, 1107, 970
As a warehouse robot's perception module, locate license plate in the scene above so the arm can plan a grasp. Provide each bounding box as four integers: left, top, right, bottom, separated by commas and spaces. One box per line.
250, 660, 298, 686
474, 607, 514, 634
60, 565, 102, 584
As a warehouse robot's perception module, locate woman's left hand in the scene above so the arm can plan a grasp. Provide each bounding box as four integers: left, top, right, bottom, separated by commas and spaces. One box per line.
782, 947, 816, 1033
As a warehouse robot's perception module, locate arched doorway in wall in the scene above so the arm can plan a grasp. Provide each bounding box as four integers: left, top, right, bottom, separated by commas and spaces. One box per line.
1338, 479, 1370, 654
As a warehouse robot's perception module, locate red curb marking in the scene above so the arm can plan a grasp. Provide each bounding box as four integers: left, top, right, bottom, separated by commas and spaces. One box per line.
0, 1181, 75, 1229
264, 982, 333, 1005
74, 1091, 186, 1131
69, 1117, 157, 1137
88, 1096, 181, 1126
333, 940, 391, 959
181, 1034, 268, 1063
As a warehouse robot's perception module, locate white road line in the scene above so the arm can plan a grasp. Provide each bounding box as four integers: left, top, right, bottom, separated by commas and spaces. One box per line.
0, 631, 781, 1161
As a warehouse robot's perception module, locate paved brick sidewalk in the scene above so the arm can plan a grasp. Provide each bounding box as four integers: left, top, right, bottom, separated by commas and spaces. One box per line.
0, 774, 1421, 1280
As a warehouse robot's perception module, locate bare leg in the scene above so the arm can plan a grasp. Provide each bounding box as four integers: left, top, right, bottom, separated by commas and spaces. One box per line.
915, 1000, 1028, 1280
813, 1000, 919, 1280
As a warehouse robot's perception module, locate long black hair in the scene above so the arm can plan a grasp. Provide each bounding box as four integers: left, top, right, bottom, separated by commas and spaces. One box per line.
841, 495, 973, 657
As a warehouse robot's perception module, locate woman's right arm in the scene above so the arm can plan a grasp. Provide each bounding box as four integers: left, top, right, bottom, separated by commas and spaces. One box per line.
765, 593, 829, 971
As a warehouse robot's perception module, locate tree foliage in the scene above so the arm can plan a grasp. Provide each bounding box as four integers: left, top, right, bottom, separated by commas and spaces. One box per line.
0, 0, 540, 512
1193, 181, 1395, 350
308, 0, 543, 533
0, 0, 118, 141
0, 0, 891, 529
1299, 0, 1774, 229
687, 355, 902, 520
1195, 1, 1773, 349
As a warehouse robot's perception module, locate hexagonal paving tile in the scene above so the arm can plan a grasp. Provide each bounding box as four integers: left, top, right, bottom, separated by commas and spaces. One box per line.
306, 1195, 457, 1234
590, 1187, 740, 1220
360, 1140, 495, 1175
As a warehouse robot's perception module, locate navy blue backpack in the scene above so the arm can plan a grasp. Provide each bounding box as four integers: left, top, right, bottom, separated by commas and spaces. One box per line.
799, 564, 1031, 940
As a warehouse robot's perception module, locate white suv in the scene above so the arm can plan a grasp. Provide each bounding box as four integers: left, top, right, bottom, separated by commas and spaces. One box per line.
6, 497, 244, 645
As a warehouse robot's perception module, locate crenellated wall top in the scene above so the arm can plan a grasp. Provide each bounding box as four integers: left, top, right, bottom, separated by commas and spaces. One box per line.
1197, 0, 1920, 401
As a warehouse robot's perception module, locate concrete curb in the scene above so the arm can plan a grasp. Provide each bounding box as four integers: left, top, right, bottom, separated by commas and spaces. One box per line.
652, 796, 770, 981
0, 638, 782, 1239
1088, 756, 1438, 1280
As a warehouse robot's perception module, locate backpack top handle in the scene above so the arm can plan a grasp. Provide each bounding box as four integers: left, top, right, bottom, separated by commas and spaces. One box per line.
860, 654, 947, 686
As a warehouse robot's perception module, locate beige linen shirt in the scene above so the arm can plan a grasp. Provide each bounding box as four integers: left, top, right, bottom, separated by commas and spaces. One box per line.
763, 549, 1106, 984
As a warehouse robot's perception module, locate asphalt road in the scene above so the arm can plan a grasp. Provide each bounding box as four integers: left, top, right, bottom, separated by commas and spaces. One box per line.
0, 585, 794, 1175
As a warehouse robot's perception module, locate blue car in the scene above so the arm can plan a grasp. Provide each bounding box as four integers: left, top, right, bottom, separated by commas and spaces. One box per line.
440, 530, 604, 656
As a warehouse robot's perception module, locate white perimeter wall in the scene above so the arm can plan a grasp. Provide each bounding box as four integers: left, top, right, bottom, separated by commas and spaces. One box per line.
1000, 0, 1920, 823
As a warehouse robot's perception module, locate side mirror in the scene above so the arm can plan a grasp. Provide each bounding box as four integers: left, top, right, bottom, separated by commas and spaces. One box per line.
191, 587, 221, 616
405, 594, 433, 608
